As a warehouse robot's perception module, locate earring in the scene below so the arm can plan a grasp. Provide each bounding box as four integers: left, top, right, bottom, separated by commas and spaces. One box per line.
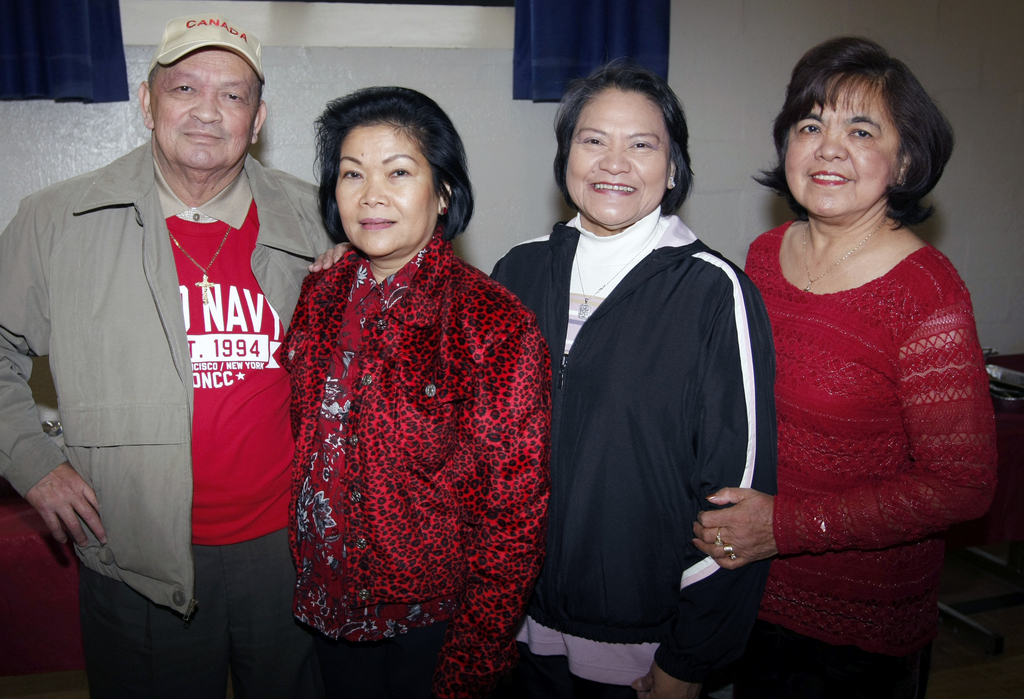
441, 206, 448, 215
668, 176, 676, 189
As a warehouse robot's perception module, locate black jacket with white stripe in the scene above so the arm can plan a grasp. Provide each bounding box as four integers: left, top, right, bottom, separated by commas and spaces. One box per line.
491, 217, 778, 683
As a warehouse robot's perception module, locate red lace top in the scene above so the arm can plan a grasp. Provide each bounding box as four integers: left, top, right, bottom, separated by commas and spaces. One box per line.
745, 223, 997, 655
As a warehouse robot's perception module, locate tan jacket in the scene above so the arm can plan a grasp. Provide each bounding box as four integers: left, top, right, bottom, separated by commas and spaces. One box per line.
0, 143, 330, 613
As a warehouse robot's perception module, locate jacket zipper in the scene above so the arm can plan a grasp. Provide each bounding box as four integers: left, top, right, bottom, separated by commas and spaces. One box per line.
137, 203, 198, 620
553, 246, 660, 392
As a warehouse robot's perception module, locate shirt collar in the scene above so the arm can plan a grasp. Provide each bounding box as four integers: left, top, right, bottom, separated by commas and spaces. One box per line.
376, 231, 449, 328
154, 162, 253, 229
353, 233, 434, 302
568, 207, 666, 262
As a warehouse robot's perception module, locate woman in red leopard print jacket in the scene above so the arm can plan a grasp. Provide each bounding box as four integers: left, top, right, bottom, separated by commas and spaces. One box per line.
282, 87, 550, 699
692, 38, 997, 699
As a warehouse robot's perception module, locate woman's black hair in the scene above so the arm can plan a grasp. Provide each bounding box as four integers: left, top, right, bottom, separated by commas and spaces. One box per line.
553, 58, 693, 215
314, 86, 474, 243
757, 36, 954, 227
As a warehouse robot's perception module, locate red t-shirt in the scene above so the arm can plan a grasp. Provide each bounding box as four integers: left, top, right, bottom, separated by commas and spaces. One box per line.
167, 202, 294, 545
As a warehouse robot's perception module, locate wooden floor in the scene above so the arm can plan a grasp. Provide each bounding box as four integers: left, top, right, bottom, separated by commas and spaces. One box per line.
3, 545, 1022, 699
927, 544, 1024, 699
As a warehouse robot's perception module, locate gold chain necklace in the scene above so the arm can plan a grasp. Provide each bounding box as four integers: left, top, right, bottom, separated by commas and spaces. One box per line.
801, 218, 886, 292
168, 224, 232, 305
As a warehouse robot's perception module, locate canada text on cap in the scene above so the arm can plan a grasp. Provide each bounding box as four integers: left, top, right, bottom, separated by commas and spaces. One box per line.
148, 15, 264, 82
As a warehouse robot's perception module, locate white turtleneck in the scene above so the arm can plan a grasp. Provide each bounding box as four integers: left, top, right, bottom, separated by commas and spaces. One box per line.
564, 207, 669, 353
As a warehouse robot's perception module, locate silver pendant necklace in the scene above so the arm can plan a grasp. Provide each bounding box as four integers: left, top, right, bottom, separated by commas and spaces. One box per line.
575, 246, 648, 319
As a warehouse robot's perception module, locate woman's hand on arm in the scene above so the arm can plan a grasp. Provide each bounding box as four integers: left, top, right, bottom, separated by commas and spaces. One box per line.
692, 488, 777, 570
308, 242, 350, 272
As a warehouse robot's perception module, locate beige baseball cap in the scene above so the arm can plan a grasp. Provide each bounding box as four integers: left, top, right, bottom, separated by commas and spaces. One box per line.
149, 15, 264, 82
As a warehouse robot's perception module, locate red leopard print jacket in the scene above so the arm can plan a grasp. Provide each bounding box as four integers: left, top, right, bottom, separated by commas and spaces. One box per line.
282, 238, 551, 698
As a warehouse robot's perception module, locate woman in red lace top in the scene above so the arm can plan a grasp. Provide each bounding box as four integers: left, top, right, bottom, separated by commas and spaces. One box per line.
692, 37, 997, 698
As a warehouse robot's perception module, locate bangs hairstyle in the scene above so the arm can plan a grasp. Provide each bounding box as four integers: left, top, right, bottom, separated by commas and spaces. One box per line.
758, 36, 954, 227
314, 86, 474, 243
554, 58, 693, 215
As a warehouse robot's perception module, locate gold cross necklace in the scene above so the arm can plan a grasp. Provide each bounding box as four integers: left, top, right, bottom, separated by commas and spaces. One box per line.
168, 224, 232, 305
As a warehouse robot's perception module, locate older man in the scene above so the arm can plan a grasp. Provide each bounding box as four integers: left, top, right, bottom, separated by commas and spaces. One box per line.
0, 15, 328, 698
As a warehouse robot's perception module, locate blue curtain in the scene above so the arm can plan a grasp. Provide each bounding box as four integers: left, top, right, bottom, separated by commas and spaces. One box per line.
513, 0, 670, 101
1, 0, 128, 102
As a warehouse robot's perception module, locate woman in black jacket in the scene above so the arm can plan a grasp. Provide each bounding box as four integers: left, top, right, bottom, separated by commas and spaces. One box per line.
491, 59, 778, 699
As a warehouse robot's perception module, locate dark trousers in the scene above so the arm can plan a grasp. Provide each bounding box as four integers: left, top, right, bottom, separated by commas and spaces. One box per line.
733, 620, 931, 699
513, 642, 638, 699
315, 620, 448, 699
79, 528, 323, 699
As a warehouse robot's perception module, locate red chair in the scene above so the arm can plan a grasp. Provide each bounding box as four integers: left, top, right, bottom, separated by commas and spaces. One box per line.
0, 481, 85, 675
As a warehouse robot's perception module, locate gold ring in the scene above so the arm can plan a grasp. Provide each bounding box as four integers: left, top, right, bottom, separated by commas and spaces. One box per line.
715, 528, 724, 547
723, 544, 736, 560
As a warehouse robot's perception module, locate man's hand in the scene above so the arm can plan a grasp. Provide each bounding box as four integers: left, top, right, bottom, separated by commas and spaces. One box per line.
632, 662, 701, 699
25, 462, 106, 546
308, 242, 350, 272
